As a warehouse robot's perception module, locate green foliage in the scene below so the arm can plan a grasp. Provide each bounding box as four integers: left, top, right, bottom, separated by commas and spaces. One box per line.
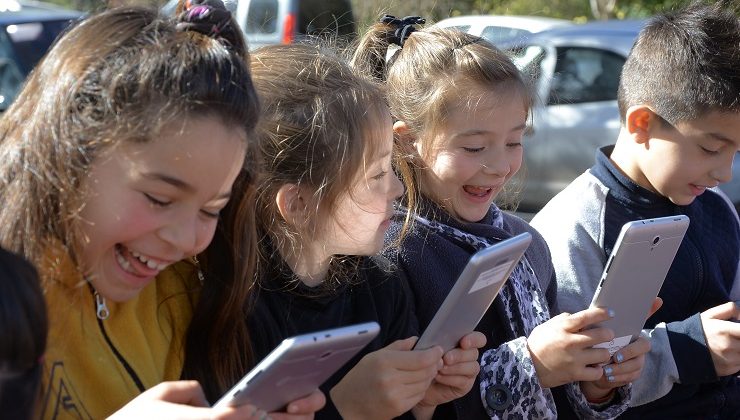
351, 0, 727, 28
40, 0, 165, 12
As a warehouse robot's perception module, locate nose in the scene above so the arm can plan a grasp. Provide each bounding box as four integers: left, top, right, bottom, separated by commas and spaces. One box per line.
480, 155, 509, 177
157, 214, 201, 256
711, 153, 735, 184
389, 172, 404, 201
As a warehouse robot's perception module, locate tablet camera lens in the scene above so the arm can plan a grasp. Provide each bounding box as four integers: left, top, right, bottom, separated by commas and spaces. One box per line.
652, 236, 660, 245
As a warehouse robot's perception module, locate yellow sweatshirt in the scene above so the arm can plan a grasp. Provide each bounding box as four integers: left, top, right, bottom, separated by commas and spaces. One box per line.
38, 247, 200, 419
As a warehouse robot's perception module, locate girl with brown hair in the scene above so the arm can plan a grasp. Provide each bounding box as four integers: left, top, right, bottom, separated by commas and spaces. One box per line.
186, 42, 486, 419
354, 16, 653, 419
0, 1, 321, 418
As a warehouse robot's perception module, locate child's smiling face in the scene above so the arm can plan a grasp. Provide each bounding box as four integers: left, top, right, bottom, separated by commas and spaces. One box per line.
416, 88, 528, 223
77, 116, 246, 302
628, 109, 740, 206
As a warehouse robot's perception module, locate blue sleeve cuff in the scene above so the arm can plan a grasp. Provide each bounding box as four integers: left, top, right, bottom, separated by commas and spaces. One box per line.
666, 313, 718, 384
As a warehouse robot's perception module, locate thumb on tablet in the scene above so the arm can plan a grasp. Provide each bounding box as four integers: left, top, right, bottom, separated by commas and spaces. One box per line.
702, 301, 740, 321
388, 336, 418, 351
647, 297, 663, 318
147, 381, 209, 407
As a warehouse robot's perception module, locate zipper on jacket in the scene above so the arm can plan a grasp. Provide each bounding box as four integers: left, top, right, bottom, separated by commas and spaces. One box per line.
89, 285, 146, 393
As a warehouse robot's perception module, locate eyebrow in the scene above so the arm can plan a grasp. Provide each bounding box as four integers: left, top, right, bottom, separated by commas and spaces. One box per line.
452, 124, 528, 139
708, 132, 737, 146
142, 172, 232, 200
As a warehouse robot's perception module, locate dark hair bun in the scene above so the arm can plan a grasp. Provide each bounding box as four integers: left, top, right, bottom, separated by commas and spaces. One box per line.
176, 0, 243, 51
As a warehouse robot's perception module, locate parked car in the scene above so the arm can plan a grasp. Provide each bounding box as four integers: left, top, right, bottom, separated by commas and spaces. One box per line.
480, 19, 739, 213
434, 14, 571, 45
162, 0, 355, 50
0, 0, 81, 111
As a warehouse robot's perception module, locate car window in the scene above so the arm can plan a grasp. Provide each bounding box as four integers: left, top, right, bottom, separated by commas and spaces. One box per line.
447, 24, 470, 33
0, 30, 23, 111
7, 20, 70, 73
548, 47, 625, 105
481, 26, 530, 44
299, 0, 354, 37
245, 0, 278, 34
508, 45, 546, 86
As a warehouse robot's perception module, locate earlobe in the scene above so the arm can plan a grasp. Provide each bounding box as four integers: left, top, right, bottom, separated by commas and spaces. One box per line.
393, 120, 420, 156
275, 184, 304, 225
625, 106, 655, 145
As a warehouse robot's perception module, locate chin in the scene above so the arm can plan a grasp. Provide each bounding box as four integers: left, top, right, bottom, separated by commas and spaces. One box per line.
669, 195, 696, 206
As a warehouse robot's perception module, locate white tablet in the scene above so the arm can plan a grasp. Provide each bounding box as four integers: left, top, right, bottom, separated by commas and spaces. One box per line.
414, 232, 532, 352
213, 321, 380, 412
590, 215, 690, 355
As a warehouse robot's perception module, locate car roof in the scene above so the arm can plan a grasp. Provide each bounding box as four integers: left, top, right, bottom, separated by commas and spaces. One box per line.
502, 19, 648, 55
0, 0, 82, 24
435, 14, 571, 32
537, 19, 647, 38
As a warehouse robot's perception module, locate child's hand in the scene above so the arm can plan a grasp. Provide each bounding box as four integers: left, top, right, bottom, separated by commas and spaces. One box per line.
269, 389, 326, 419
581, 295, 661, 398
108, 381, 268, 420
701, 301, 740, 376
330, 337, 443, 419
418, 331, 486, 408
527, 307, 615, 388
580, 335, 651, 401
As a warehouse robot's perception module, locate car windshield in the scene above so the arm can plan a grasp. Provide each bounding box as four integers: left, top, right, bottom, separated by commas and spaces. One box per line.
508, 45, 545, 80
0, 19, 71, 110
6, 20, 68, 72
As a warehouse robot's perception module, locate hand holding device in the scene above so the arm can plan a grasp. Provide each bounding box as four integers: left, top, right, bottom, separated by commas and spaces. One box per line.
527, 306, 615, 388
418, 331, 486, 409
701, 302, 740, 377
330, 337, 443, 419
109, 381, 267, 420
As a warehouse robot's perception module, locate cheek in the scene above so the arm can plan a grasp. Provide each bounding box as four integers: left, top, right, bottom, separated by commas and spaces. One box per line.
509, 150, 524, 177
192, 219, 219, 255
430, 154, 466, 181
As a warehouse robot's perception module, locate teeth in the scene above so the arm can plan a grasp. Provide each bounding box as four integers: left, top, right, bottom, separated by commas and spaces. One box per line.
464, 185, 492, 196
125, 248, 168, 271
115, 247, 134, 273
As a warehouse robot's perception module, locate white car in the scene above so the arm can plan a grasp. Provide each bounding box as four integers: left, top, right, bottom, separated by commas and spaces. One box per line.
497, 20, 740, 213
434, 14, 571, 44
162, 0, 355, 50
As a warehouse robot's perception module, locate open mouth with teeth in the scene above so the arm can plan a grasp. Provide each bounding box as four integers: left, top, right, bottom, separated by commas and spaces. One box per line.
114, 244, 169, 277
463, 185, 493, 198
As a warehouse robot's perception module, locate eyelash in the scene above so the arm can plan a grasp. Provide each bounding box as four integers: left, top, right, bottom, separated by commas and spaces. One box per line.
145, 193, 219, 219
144, 193, 171, 207
700, 146, 719, 155
463, 143, 521, 153
372, 170, 388, 180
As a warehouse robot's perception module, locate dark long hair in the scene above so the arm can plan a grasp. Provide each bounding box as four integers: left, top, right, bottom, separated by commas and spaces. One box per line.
0, 248, 47, 420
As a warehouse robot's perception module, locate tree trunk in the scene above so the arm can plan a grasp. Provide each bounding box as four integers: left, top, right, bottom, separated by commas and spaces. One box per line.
590, 0, 617, 20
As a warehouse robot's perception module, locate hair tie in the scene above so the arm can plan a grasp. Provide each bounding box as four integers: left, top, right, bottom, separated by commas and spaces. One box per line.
380, 15, 425, 47
176, 0, 233, 41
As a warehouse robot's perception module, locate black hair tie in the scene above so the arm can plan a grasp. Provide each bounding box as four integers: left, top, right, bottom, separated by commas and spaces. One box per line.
380, 15, 425, 47
176, 0, 234, 41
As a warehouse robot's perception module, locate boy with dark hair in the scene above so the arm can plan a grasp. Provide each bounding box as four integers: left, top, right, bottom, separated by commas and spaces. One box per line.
531, 2, 740, 418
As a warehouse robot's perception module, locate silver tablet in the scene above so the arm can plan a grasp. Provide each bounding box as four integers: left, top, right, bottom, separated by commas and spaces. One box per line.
213, 321, 380, 411
590, 215, 690, 355
414, 232, 532, 352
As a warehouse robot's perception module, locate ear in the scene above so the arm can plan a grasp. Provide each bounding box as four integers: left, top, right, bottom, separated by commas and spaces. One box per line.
393, 120, 420, 157
275, 183, 306, 226
625, 105, 658, 145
